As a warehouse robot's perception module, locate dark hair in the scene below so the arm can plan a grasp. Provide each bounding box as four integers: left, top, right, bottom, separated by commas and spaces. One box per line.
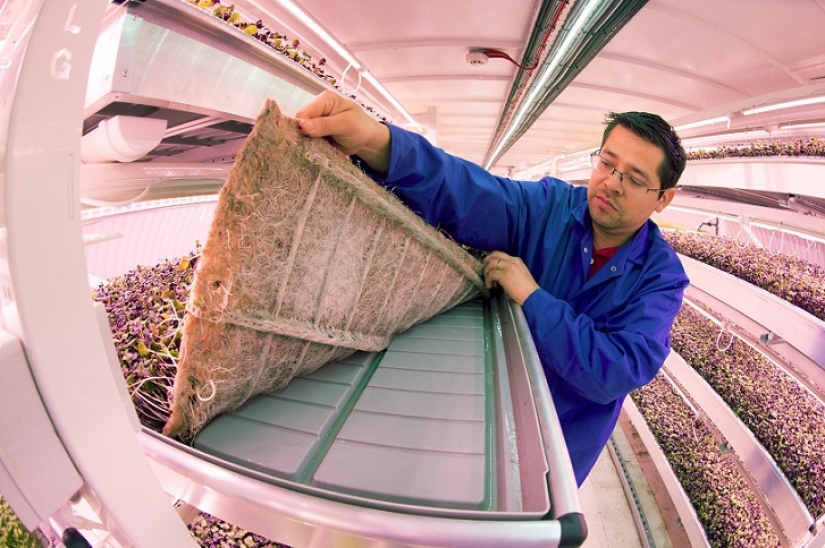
601, 112, 686, 190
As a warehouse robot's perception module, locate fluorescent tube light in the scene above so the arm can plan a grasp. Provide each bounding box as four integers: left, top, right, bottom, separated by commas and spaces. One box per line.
261, 0, 361, 69
665, 205, 739, 221
778, 120, 825, 130
513, 146, 600, 179
681, 129, 770, 146
742, 95, 825, 116
749, 220, 825, 246
683, 297, 723, 327
674, 115, 730, 131
556, 159, 590, 172
81, 195, 220, 220
252, 0, 417, 129
560, 146, 600, 160
361, 71, 419, 129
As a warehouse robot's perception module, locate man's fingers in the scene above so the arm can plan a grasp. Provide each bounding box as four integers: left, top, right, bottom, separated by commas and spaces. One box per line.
297, 116, 327, 138
296, 90, 362, 140
294, 90, 339, 121
294, 91, 390, 171
300, 112, 358, 140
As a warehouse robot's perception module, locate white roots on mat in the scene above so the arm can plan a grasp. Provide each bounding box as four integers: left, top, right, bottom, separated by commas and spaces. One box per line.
163, 99, 486, 441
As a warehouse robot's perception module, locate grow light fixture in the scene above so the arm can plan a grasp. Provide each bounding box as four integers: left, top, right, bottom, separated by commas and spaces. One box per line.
556, 157, 591, 173
778, 120, 825, 130
80, 195, 220, 221
674, 115, 730, 132
742, 95, 825, 116
680, 128, 771, 147
512, 146, 599, 180
255, 0, 419, 128
512, 161, 553, 180
682, 297, 723, 327
665, 205, 739, 222
362, 70, 421, 129
749, 220, 825, 246
259, 0, 361, 70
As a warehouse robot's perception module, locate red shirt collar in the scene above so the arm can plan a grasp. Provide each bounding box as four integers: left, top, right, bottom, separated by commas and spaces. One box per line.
588, 246, 620, 279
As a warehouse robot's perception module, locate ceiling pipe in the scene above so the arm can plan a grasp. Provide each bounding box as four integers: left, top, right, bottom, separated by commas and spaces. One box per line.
484, 0, 648, 170
472, 0, 569, 74
486, 0, 570, 144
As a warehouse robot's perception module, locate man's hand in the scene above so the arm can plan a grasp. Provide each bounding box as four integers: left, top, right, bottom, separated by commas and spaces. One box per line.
483, 252, 540, 306
295, 91, 392, 175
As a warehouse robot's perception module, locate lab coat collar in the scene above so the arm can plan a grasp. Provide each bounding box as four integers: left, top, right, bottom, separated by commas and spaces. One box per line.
573, 199, 651, 281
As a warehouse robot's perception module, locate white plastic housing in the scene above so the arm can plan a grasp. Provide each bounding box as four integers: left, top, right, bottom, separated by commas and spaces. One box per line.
81, 115, 168, 164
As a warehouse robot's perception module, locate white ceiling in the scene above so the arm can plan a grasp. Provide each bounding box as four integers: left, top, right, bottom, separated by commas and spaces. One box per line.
237, 0, 825, 176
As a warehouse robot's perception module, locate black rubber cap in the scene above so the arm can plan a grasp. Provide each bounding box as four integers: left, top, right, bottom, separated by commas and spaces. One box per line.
556, 512, 588, 547
62, 527, 92, 548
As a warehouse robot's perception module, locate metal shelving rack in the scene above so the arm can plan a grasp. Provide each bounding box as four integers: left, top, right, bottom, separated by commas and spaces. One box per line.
0, 1, 586, 545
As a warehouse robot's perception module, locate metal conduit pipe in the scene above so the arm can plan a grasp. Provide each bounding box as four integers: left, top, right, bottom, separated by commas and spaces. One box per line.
516, 0, 648, 131
485, 0, 648, 168
491, 0, 571, 147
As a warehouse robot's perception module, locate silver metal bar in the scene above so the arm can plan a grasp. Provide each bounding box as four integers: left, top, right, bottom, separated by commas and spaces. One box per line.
494, 290, 586, 537
140, 429, 567, 548
681, 253, 825, 371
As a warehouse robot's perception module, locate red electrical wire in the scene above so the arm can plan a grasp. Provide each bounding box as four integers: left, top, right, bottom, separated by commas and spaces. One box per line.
481, 0, 568, 74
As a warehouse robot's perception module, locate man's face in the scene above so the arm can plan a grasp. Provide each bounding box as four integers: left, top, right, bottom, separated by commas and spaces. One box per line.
586, 125, 675, 248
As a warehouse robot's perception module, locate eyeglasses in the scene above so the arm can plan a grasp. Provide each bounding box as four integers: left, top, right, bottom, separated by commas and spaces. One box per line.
590, 153, 664, 195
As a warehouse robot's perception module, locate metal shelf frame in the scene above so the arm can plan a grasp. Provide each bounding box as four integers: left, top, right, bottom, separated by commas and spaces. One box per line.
0, 1, 585, 545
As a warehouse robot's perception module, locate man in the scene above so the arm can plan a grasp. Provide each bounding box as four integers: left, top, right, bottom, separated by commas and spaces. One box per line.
295, 91, 689, 486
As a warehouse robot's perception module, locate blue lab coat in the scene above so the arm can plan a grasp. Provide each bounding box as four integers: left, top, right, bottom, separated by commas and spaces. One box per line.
368, 124, 689, 486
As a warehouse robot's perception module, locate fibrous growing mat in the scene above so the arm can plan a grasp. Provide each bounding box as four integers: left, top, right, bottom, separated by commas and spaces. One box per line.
163, 99, 486, 441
